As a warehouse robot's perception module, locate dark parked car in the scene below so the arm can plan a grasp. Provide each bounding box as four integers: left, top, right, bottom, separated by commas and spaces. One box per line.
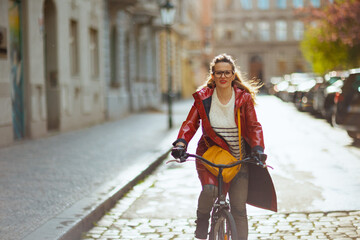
274, 75, 291, 101
332, 68, 360, 140
313, 71, 348, 122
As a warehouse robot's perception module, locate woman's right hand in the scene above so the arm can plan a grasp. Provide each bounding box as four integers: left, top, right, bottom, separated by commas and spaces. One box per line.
171, 145, 186, 159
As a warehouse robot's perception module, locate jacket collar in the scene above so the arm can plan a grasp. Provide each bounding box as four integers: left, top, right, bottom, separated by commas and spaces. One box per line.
193, 86, 248, 107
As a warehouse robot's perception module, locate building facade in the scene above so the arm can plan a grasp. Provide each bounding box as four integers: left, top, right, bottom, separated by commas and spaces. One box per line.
0, 0, 105, 147
212, 0, 331, 88
0, 0, 208, 147
104, 0, 206, 119
104, 0, 162, 119
160, 0, 206, 99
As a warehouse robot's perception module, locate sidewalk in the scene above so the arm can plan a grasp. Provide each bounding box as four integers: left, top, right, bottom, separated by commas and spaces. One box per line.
0, 99, 193, 240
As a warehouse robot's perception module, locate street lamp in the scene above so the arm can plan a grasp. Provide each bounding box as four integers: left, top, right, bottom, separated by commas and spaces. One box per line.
160, 0, 176, 129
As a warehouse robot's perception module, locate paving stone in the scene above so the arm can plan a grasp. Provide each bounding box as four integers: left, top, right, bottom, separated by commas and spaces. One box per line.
295, 230, 310, 236
327, 212, 349, 217
309, 212, 325, 217
101, 229, 120, 236
96, 219, 114, 227
349, 211, 360, 216
88, 227, 108, 234
256, 226, 277, 234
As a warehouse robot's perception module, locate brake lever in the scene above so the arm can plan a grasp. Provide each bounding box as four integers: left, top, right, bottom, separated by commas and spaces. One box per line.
246, 155, 273, 170
256, 161, 273, 169
166, 159, 181, 164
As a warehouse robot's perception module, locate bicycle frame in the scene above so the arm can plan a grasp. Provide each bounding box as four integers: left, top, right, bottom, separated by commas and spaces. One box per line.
170, 150, 270, 240
186, 153, 259, 205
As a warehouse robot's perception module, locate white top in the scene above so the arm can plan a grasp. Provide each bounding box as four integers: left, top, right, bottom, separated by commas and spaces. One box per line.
209, 89, 242, 160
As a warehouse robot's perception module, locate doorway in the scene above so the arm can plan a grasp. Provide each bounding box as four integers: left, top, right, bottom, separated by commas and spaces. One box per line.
43, 0, 60, 130
249, 55, 264, 82
249, 55, 265, 91
125, 32, 133, 112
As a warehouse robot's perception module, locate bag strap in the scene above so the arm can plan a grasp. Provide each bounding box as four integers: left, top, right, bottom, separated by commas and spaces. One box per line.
237, 108, 241, 160
203, 133, 210, 148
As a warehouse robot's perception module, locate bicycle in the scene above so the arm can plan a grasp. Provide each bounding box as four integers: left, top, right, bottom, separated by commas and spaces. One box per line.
169, 149, 271, 240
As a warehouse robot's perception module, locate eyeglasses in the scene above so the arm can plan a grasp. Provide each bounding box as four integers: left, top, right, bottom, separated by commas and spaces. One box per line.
213, 70, 234, 78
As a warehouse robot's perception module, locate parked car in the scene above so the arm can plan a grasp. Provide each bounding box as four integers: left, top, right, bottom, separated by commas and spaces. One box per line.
274, 75, 291, 101
290, 73, 316, 103
268, 76, 283, 95
276, 73, 315, 103
313, 71, 348, 122
332, 68, 360, 140
294, 76, 323, 112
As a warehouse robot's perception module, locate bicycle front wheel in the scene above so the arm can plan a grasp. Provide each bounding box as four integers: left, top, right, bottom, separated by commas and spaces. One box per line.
209, 209, 238, 240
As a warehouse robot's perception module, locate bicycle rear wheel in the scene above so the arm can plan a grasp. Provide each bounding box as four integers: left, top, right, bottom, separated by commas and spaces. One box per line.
209, 209, 238, 240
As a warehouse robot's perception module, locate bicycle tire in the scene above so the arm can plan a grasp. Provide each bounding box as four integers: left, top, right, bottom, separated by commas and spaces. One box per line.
209, 209, 238, 240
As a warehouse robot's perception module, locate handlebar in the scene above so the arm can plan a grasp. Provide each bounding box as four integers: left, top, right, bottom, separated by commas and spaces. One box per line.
187, 153, 268, 168
169, 147, 273, 170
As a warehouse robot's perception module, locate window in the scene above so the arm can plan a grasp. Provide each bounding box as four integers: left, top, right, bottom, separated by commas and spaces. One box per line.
89, 28, 99, 78
293, 21, 304, 40
215, 25, 225, 41
258, 0, 269, 10
310, 0, 320, 7
277, 0, 286, 9
225, 30, 234, 41
241, 0, 252, 9
293, 0, 303, 8
276, 20, 287, 41
225, 0, 233, 9
277, 60, 287, 75
110, 27, 119, 87
258, 21, 270, 41
242, 22, 254, 40
69, 20, 79, 76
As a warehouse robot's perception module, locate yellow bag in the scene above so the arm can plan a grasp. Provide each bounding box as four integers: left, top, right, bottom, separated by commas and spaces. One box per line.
202, 109, 242, 183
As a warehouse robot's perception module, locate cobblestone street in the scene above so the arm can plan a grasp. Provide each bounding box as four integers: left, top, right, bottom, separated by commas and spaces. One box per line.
82, 159, 360, 240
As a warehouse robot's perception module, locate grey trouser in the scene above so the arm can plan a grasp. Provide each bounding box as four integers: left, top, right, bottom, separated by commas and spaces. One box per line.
197, 164, 249, 240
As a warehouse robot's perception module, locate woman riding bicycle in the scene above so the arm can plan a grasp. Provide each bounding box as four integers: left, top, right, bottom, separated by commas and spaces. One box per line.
171, 54, 277, 240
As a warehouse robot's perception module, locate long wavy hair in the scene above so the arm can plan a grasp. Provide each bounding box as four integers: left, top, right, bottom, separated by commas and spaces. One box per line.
199, 53, 262, 102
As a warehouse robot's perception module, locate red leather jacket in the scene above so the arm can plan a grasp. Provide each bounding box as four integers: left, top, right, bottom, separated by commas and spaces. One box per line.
174, 87, 277, 212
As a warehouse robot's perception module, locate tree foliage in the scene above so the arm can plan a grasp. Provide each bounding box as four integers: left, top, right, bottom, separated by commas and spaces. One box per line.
301, 27, 349, 74
298, 0, 360, 74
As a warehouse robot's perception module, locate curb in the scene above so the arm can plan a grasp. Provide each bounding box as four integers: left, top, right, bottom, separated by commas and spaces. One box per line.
22, 148, 172, 240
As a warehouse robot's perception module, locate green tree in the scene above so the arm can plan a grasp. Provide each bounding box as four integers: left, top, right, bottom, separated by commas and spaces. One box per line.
301, 27, 350, 74
299, 0, 360, 74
